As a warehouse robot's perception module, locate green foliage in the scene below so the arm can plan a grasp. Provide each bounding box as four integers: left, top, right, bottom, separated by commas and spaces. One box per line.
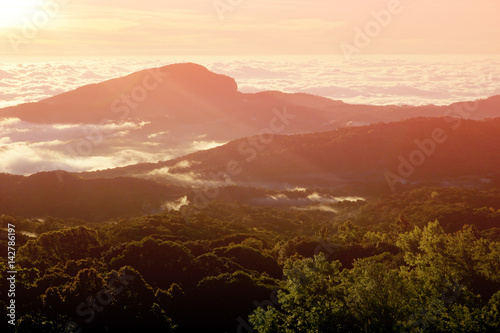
212, 244, 282, 278
3, 196, 500, 332
251, 254, 351, 332
109, 236, 194, 289
352, 187, 500, 232
0, 172, 186, 221
17, 226, 101, 268
251, 220, 500, 333
194, 270, 279, 332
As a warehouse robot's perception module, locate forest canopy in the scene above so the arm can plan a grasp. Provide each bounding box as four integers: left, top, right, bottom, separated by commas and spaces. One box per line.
1, 186, 499, 332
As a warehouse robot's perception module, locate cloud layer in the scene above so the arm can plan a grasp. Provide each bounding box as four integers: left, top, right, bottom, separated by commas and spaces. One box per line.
0, 116, 225, 175
1, 55, 499, 175
1, 55, 499, 109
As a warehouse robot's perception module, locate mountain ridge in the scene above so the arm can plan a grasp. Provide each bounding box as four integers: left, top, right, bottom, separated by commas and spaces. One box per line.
79, 117, 500, 194
2, 63, 499, 125
1, 63, 499, 176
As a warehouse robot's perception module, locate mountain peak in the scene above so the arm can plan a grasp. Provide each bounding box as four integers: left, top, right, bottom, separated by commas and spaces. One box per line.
39, 62, 238, 107
159, 62, 214, 75
0, 63, 241, 123
158, 62, 238, 97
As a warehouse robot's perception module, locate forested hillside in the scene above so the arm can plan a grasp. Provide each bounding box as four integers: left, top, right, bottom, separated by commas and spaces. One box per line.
0, 172, 185, 221
1, 186, 499, 332
82, 117, 500, 194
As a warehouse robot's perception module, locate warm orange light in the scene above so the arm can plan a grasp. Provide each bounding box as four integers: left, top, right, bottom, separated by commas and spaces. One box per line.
0, 0, 41, 28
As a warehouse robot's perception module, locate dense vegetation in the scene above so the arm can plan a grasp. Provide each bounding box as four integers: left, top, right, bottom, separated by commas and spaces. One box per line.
82, 118, 500, 194
2, 65, 500, 333
1, 187, 499, 332
0, 172, 185, 221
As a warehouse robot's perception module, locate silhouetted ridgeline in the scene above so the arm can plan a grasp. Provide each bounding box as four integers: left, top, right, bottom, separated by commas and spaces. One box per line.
82, 117, 500, 193
0, 172, 185, 221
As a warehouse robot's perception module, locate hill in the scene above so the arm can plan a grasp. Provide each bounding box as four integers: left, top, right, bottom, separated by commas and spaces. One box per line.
81, 117, 500, 194
1, 63, 499, 175
0, 172, 186, 221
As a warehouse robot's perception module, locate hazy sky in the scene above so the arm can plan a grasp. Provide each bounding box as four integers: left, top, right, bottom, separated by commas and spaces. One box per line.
0, 0, 499, 57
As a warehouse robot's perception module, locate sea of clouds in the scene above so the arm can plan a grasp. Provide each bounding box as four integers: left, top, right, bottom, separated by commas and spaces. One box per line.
1, 55, 499, 108
0, 55, 499, 175
0, 116, 225, 175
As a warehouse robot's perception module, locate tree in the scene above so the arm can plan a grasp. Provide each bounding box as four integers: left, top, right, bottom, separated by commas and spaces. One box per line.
250, 253, 351, 332
18, 226, 101, 268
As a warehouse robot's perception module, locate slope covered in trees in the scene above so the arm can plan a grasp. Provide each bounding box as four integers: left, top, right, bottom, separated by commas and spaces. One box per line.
83, 117, 500, 194
0, 172, 185, 221
1, 186, 499, 332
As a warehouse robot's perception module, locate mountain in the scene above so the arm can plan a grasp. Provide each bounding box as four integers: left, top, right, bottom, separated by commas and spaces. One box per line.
4, 116, 497, 220
0, 63, 346, 137
80, 117, 500, 194
0, 172, 186, 221
1, 63, 499, 175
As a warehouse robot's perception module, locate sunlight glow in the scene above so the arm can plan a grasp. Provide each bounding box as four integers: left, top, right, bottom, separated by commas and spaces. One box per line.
0, 0, 41, 28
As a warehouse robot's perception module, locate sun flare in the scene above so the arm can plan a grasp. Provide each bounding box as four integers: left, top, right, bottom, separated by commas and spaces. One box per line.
0, 0, 42, 28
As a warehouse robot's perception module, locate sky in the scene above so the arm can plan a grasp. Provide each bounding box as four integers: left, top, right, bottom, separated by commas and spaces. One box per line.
0, 0, 499, 57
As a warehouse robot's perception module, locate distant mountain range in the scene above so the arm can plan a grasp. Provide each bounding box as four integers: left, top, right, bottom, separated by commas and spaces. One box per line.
1, 63, 499, 220
81, 117, 500, 193
2, 117, 499, 221
1, 63, 499, 172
